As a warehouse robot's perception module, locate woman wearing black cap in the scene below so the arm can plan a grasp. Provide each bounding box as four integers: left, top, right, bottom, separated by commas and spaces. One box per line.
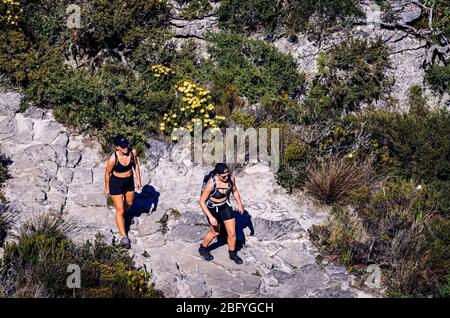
104, 135, 142, 249
198, 163, 245, 264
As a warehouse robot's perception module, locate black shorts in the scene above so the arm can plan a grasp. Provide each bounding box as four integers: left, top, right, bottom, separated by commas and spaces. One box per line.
206, 201, 234, 230
109, 174, 135, 195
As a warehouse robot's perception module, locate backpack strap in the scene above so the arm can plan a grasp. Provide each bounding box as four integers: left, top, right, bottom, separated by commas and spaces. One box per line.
112, 151, 118, 172
130, 148, 134, 166
210, 174, 217, 195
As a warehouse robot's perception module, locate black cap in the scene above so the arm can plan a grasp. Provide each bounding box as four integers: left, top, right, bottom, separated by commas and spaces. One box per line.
214, 163, 229, 174
113, 134, 130, 148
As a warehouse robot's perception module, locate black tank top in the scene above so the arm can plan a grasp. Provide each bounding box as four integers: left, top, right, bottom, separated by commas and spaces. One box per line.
113, 150, 134, 173
209, 175, 233, 200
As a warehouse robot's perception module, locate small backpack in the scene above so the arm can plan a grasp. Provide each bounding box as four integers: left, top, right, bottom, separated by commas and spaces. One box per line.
200, 170, 232, 196
200, 170, 215, 195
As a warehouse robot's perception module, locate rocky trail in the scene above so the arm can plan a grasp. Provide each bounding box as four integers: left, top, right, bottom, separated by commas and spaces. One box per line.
0, 91, 372, 297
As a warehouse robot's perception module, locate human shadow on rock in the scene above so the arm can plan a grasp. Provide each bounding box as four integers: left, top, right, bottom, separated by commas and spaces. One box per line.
208, 210, 254, 253
125, 184, 160, 233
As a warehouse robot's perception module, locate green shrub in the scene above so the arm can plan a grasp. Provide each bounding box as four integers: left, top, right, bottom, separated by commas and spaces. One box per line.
309, 205, 364, 264
310, 178, 450, 296
51, 63, 176, 150
0, 151, 10, 187
438, 274, 450, 298
1, 212, 163, 298
20, 0, 70, 44
0, 151, 11, 243
230, 111, 255, 129
302, 38, 391, 123
205, 31, 305, 104
425, 64, 450, 94
360, 108, 450, 183
284, 0, 365, 38
177, 0, 213, 20
217, 0, 364, 38
408, 85, 428, 116
216, 0, 284, 35
0, 204, 11, 246
75, 0, 171, 61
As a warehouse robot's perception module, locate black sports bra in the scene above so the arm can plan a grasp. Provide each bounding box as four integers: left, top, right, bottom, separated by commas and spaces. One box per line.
209, 175, 233, 200
113, 150, 134, 173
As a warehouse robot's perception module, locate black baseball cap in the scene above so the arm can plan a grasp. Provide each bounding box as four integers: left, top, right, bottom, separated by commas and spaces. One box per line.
214, 163, 229, 175
113, 134, 130, 148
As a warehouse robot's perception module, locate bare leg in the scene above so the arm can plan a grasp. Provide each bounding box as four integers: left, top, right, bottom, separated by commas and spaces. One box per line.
201, 226, 219, 248
124, 191, 135, 211
111, 194, 126, 237
223, 218, 237, 251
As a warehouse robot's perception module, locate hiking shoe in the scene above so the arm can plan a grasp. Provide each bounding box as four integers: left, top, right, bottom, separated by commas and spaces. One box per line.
229, 251, 243, 265
120, 236, 131, 249
198, 245, 214, 261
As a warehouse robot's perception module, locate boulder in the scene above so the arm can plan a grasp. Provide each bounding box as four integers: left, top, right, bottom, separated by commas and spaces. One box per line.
51, 133, 69, 147
23, 106, 45, 119
0, 91, 23, 115
67, 150, 82, 168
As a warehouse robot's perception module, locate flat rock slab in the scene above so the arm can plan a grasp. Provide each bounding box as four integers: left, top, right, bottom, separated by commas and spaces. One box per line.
168, 223, 207, 243
253, 217, 305, 241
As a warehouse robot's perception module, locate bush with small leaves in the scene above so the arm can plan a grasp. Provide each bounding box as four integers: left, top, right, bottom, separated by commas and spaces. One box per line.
0, 212, 163, 298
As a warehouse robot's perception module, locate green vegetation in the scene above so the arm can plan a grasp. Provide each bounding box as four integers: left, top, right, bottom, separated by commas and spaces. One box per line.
177, 0, 213, 20
205, 31, 305, 106
426, 64, 450, 94
0, 0, 448, 298
217, 0, 365, 39
310, 179, 450, 296
307, 85, 450, 296
0, 203, 11, 246
301, 38, 391, 123
0, 212, 163, 298
0, 151, 11, 243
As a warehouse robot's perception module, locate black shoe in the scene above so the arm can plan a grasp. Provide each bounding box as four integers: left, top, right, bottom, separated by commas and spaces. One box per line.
198, 245, 214, 261
229, 251, 243, 264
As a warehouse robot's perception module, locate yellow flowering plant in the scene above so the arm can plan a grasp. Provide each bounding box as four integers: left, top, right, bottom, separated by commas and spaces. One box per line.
0, 0, 22, 28
150, 64, 173, 79
160, 80, 225, 137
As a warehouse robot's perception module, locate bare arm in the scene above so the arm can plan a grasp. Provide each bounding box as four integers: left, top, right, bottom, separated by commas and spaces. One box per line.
231, 176, 244, 213
104, 155, 115, 197
132, 149, 142, 190
199, 180, 218, 226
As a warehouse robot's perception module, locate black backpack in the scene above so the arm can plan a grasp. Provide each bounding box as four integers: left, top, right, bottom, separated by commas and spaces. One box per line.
200, 170, 232, 196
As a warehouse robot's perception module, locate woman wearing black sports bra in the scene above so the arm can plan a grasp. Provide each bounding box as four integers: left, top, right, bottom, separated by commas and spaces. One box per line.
104, 135, 142, 249
199, 163, 245, 264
